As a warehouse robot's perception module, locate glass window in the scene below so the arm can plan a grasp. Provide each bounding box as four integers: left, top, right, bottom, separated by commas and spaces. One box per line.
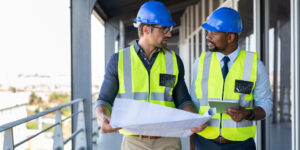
205, 0, 209, 20
193, 5, 196, 32
267, 0, 291, 149
189, 7, 192, 34
198, 30, 202, 56
189, 38, 192, 85
198, 0, 202, 27
193, 35, 197, 61
184, 13, 188, 38
213, 0, 219, 10
238, 0, 254, 51
91, 15, 105, 94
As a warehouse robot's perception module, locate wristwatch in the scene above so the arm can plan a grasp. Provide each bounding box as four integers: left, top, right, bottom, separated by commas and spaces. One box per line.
247, 109, 255, 121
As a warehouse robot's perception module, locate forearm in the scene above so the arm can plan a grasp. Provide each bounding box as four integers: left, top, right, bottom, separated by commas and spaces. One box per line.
95, 104, 111, 123
241, 106, 266, 121
252, 106, 266, 120
95, 104, 121, 132
226, 106, 266, 122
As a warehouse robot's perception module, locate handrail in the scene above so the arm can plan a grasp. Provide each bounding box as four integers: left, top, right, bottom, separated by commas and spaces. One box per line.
64, 128, 84, 144
0, 98, 83, 132
0, 95, 102, 149
62, 110, 83, 122
14, 122, 60, 147
0, 98, 88, 150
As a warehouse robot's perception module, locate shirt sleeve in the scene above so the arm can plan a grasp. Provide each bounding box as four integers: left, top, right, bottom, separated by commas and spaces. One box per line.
95, 53, 119, 111
253, 60, 273, 117
173, 55, 193, 109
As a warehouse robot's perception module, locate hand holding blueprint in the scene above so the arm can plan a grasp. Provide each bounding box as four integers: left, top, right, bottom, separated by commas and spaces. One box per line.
110, 98, 216, 137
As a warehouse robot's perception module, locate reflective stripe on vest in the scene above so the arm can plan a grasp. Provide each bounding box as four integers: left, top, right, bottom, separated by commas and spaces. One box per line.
192, 50, 258, 141
117, 45, 179, 135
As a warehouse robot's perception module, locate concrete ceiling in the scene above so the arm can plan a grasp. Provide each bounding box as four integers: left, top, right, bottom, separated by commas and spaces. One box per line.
93, 0, 200, 27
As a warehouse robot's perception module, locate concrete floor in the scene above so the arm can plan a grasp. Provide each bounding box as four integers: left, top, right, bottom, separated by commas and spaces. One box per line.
270, 121, 291, 150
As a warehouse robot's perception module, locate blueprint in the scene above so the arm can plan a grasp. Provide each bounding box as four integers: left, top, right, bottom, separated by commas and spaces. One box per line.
110, 98, 216, 137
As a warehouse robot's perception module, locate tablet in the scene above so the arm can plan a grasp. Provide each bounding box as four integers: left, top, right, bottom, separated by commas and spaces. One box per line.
208, 100, 239, 113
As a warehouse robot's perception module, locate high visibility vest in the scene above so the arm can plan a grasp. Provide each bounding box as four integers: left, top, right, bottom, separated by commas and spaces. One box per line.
192, 50, 258, 141
117, 45, 179, 135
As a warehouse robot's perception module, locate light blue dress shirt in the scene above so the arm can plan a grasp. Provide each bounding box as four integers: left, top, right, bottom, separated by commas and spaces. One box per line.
191, 47, 273, 117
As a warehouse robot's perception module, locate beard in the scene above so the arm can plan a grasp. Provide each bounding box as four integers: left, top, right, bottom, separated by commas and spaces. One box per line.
207, 40, 224, 52
161, 42, 167, 48
157, 38, 168, 48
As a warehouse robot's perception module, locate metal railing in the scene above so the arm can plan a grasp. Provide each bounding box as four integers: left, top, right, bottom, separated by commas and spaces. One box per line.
0, 98, 89, 150
92, 92, 100, 150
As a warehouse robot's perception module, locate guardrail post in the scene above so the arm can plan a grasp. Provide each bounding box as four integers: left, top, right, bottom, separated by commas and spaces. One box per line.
75, 100, 87, 150
53, 110, 64, 150
92, 108, 99, 150
3, 128, 14, 150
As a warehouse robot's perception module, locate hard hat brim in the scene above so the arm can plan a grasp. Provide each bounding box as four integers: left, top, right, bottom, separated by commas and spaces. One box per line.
134, 18, 176, 27
202, 23, 244, 33
202, 23, 218, 32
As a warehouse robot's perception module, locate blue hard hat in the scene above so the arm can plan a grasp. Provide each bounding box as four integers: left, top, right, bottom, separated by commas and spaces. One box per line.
202, 7, 244, 33
134, 1, 176, 27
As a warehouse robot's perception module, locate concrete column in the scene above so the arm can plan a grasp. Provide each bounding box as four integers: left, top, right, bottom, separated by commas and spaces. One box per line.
71, 0, 96, 149
119, 20, 125, 49
291, 0, 300, 149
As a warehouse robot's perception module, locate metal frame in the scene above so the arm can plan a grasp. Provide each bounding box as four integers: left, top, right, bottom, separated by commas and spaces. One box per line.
201, 0, 206, 53
291, 0, 300, 149
253, 1, 262, 150
71, 0, 97, 149
263, 0, 271, 149
254, 0, 261, 56
209, 0, 213, 14
190, 6, 194, 34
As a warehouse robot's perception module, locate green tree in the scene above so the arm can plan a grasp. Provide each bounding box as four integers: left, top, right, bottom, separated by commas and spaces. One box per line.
9, 86, 17, 93
48, 93, 71, 116
29, 92, 43, 105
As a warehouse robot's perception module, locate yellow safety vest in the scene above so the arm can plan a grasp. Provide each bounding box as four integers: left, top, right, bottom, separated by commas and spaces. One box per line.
192, 50, 258, 141
117, 45, 179, 135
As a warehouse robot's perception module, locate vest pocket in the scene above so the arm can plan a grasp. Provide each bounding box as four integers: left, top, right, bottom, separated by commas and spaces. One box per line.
234, 80, 254, 94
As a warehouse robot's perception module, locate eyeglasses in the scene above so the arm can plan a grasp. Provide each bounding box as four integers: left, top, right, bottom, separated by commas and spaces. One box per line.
151, 25, 173, 34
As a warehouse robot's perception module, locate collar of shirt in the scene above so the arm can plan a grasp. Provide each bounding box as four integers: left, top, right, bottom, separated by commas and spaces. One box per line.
133, 40, 163, 71
133, 40, 162, 54
216, 46, 240, 69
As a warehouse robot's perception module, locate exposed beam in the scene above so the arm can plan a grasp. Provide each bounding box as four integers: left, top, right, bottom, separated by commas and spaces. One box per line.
168, 0, 199, 13
93, 2, 108, 21
108, 0, 199, 21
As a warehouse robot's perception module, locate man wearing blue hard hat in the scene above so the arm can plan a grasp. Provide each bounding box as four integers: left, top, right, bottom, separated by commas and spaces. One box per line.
190, 7, 272, 150
95, 1, 206, 150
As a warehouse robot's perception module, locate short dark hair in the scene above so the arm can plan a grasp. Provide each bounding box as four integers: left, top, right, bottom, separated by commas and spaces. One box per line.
138, 23, 150, 37
234, 33, 239, 42
229, 33, 239, 42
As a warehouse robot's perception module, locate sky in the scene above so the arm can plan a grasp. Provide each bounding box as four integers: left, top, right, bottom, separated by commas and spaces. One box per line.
0, 0, 105, 86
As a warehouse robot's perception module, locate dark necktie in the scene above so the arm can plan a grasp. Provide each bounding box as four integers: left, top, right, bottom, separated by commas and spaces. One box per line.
222, 56, 230, 79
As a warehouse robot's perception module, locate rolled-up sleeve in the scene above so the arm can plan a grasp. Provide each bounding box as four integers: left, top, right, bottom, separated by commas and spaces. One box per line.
96, 53, 119, 111
173, 55, 193, 109
253, 60, 273, 117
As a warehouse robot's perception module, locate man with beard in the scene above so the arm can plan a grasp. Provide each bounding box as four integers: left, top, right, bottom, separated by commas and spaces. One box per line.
190, 7, 272, 150
95, 1, 206, 150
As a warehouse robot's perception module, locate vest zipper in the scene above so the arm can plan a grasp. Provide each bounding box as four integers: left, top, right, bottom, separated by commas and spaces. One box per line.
220, 78, 226, 137
147, 71, 151, 102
